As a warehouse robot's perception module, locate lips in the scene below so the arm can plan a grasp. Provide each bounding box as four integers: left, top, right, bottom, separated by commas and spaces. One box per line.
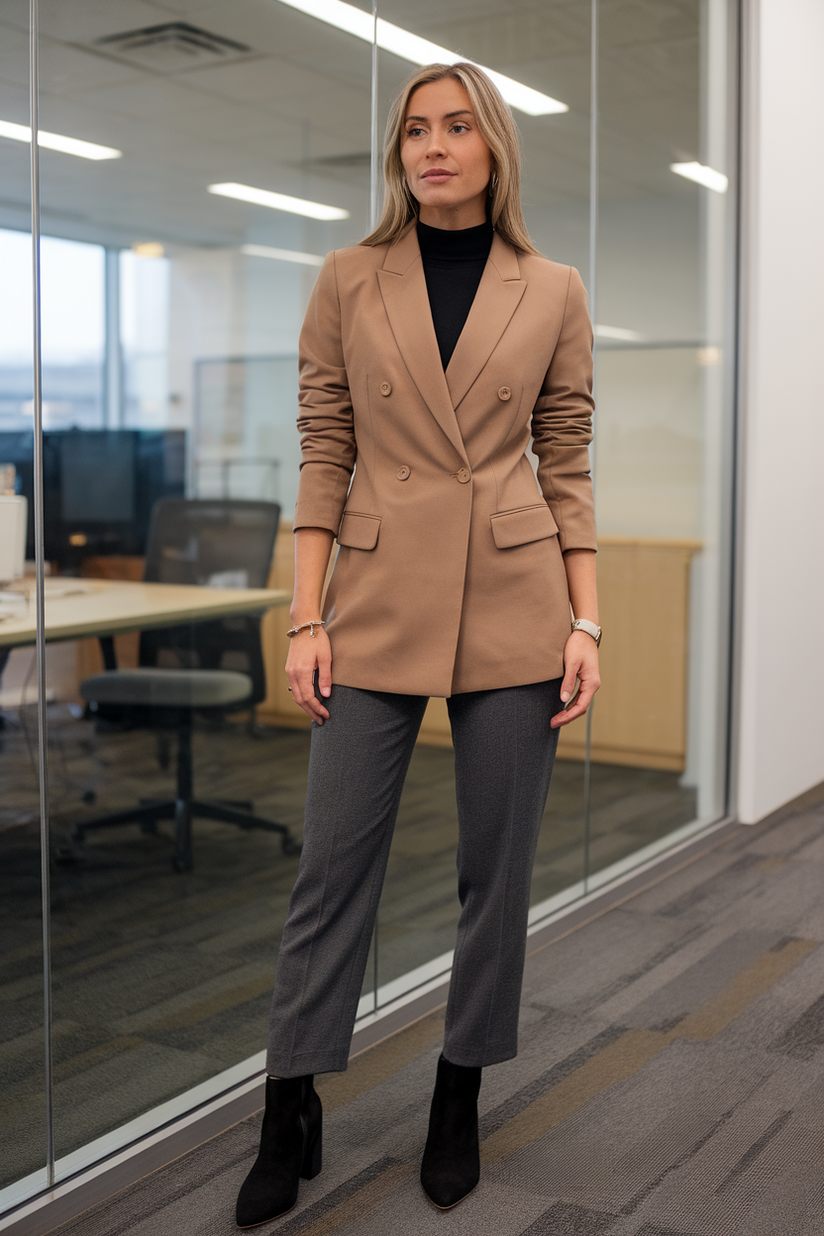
422, 170, 456, 181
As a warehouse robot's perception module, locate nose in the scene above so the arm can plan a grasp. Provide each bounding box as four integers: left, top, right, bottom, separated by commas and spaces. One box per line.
425, 130, 447, 158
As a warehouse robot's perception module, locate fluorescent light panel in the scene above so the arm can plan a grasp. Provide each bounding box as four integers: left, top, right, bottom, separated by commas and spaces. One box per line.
0, 119, 121, 160
209, 182, 349, 220
670, 161, 728, 194
241, 243, 325, 266
276, 0, 568, 116
595, 324, 645, 342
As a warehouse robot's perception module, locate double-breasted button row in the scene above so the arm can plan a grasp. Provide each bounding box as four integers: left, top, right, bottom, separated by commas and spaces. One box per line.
380, 381, 392, 396
498, 386, 512, 401
396, 465, 410, 481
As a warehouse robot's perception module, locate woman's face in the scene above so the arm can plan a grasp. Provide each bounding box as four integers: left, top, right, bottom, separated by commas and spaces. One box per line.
400, 78, 493, 230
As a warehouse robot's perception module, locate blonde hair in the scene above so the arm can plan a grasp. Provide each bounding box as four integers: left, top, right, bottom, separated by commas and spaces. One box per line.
362, 62, 539, 256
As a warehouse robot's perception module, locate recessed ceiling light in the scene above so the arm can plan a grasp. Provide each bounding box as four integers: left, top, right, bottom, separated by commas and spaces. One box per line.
670, 161, 728, 194
276, 0, 568, 117
241, 244, 325, 266
208, 182, 350, 220
131, 241, 165, 258
0, 119, 122, 160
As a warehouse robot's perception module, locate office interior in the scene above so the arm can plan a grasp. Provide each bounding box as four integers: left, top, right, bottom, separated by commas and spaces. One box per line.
0, 0, 747, 1224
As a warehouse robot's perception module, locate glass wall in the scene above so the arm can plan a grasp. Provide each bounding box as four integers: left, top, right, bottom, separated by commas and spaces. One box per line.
0, 0, 738, 1212
0, 0, 47, 1209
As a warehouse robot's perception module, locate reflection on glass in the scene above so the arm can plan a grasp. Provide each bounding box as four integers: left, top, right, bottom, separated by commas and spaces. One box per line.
34, 0, 371, 1173
584, 0, 734, 882
0, 0, 48, 1207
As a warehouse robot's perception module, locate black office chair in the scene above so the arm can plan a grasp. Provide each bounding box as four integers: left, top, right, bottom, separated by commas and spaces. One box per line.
74, 499, 300, 871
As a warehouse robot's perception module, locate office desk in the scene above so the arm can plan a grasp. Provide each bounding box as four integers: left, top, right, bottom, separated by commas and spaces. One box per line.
0, 578, 292, 649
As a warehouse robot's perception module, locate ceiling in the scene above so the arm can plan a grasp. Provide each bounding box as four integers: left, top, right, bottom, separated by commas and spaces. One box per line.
0, 0, 711, 251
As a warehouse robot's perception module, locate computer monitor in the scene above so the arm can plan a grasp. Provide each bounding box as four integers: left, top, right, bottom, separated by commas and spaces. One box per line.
59, 431, 137, 526
0, 428, 186, 569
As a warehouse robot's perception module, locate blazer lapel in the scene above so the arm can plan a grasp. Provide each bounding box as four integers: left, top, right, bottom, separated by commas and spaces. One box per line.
377, 226, 468, 465
445, 232, 526, 410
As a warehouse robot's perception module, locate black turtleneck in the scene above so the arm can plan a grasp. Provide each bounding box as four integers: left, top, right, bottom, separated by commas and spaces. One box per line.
417, 219, 493, 369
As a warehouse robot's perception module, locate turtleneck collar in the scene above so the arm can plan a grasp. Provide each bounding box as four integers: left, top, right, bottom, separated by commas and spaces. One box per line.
416, 218, 493, 265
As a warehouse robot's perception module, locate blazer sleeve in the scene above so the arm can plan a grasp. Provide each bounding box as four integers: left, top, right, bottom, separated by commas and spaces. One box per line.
293, 251, 356, 535
530, 265, 597, 553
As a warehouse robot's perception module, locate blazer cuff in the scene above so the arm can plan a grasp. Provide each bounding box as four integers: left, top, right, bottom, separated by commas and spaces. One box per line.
293, 461, 351, 534
553, 510, 598, 554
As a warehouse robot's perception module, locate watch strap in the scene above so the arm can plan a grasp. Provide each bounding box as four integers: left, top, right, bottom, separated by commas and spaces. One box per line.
571, 618, 602, 646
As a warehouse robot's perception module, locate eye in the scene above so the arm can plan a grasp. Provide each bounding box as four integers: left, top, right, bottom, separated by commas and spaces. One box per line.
451, 123, 470, 134
406, 126, 425, 138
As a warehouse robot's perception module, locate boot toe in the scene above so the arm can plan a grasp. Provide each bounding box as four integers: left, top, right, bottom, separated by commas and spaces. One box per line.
235, 1164, 298, 1228
420, 1158, 480, 1209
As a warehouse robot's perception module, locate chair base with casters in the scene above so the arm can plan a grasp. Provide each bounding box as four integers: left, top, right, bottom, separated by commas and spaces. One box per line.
75, 668, 302, 872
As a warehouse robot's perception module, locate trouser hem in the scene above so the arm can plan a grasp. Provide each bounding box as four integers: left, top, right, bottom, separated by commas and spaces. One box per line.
441, 1042, 518, 1069
266, 1050, 351, 1078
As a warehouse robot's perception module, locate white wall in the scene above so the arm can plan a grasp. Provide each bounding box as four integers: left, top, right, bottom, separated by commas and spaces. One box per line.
735, 0, 824, 822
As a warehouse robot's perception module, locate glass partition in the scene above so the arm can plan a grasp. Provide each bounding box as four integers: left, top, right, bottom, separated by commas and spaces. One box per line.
1, 0, 739, 1212
583, 0, 736, 886
0, 0, 48, 1210
34, 0, 372, 1174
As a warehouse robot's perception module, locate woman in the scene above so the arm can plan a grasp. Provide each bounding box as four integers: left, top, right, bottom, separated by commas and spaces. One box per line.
236, 61, 600, 1228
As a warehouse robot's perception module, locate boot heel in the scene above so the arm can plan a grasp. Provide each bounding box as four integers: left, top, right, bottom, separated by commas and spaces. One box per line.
301, 1121, 322, 1180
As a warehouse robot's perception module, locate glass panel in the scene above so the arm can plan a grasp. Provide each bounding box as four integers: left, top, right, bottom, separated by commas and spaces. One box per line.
36, 0, 371, 1172
373, 2, 592, 995
0, 0, 49, 1208
586, 0, 735, 884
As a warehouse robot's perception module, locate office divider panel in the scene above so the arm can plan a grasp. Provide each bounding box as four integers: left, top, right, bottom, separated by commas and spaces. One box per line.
34, 0, 372, 1173
0, 0, 739, 1212
0, 0, 49, 1210
587, 0, 736, 879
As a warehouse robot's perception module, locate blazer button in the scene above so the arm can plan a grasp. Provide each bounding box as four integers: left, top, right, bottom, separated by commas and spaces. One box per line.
456, 467, 470, 484
498, 386, 512, 401
396, 465, 410, 481
380, 381, 392, 396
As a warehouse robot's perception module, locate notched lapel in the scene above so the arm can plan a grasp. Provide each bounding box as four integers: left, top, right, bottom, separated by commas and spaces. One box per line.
446, 233, 526, 410
377, 228, 468, 464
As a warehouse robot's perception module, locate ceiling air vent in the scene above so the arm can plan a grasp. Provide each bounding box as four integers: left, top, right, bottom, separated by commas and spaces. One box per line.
95, 22, 252, 72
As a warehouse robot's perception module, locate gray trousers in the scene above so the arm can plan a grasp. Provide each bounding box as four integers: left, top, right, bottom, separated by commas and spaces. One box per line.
266, 677, 562, 1076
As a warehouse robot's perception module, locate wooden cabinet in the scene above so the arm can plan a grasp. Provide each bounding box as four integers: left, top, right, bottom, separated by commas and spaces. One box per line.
554, 538, 699, 771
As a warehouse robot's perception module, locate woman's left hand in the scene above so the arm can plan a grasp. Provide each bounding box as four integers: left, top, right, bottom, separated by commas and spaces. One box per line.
550, 630, 601, 728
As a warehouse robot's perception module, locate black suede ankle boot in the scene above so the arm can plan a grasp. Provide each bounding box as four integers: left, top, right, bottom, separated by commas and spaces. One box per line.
420, 1054, 482, 1209
235, 1074, 322, 1228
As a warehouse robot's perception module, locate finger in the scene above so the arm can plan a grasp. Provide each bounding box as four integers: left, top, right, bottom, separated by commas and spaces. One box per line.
300, 668, 330, 720
293, 685, 329, 724
288, 666, 329, 723
551, 682, 596, 728
316, 647, 332, 698
551, 703, 583, 728
560, 663, 579, 704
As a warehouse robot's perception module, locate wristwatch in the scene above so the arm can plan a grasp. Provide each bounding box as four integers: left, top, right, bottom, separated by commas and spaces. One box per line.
571, 618, 602, 647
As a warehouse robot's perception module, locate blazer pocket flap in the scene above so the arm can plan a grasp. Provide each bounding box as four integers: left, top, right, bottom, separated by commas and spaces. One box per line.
490, 504, 559, 549
338, 512, 381, 550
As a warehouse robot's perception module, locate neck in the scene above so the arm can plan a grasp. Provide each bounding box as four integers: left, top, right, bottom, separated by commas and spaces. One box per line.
417, 200, 488, 230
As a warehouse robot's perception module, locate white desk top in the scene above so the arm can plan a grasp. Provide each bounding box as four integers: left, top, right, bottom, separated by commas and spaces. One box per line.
0, 578, 292, 648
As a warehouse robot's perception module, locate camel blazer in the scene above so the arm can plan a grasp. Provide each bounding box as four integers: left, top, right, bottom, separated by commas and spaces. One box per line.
293, 224, 596, 697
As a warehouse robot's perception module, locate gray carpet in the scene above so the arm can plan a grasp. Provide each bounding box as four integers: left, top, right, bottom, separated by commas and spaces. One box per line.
49, 797, 824, 1235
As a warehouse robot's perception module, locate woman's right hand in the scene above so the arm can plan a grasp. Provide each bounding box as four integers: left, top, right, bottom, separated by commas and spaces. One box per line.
286, 626, 332, 724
